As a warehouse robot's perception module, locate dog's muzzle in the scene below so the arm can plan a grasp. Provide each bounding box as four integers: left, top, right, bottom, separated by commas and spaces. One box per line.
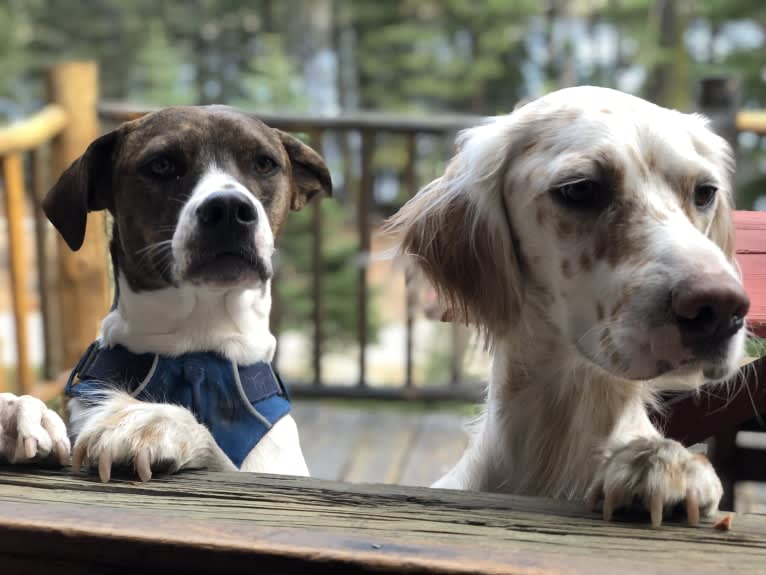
184, 191, 271, 284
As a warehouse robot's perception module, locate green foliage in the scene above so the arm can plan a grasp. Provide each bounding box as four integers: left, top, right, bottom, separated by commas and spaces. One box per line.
129, 19, 192, 105
234, 34, 309, 112
0, 2, 24, 105
746, 338, 766, 359
350, 0, 533, 113
3, 0, 766, 359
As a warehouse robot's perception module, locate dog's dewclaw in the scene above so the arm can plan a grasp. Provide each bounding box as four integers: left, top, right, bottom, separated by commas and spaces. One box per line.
713, 514, 733, 531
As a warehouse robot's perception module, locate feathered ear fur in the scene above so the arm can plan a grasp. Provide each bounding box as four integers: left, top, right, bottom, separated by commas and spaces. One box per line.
690, 115, 738, 270
385, 118, 523, 339
710, 190, 736, 266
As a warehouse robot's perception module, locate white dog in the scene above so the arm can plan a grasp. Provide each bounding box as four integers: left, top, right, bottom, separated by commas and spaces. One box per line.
0, 106, 331, 481
387, 86, 749, 526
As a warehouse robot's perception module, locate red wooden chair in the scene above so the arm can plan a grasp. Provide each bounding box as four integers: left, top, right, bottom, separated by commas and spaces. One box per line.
659, 210, 766, 509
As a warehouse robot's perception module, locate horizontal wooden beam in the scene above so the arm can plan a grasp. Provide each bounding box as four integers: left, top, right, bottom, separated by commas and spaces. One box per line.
0, 468, 763, 574
100, 101, 766, 137
0, 105, 69, 155
737, 110, 766, 136
99, 101, 481, 135
289, 382, 482, 402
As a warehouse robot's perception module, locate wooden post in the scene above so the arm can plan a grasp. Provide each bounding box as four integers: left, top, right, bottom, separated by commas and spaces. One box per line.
403, 133, 417, 390
1, 153, 32, 394
46, 62, 110, 370
697, 76, 740, 149
309, 130, 323, 387
30, 148, 60, 380
357, 130, 374, 388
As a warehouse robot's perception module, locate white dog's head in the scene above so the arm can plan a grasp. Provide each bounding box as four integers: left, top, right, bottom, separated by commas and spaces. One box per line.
387, 86, 749, 384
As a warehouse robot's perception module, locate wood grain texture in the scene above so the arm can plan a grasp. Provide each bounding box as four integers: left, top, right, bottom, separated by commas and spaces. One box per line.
0, 468, 764, 574
292, 403, 468, 486
0, 104, 68, 155
47, 61, 111, 370
1, 152, 32, 393
734, 211, 766, 337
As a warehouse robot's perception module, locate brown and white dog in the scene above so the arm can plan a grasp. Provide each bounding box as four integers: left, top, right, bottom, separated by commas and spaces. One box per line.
387, 86, 749, 525
0, 106, 330, 480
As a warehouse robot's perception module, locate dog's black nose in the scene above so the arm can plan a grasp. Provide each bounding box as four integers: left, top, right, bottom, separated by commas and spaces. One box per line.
196, 192, 257, 229
671, 273, 750, 347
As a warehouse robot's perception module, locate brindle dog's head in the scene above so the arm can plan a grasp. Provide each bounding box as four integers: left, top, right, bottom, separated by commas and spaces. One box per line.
44, 106, 331, 293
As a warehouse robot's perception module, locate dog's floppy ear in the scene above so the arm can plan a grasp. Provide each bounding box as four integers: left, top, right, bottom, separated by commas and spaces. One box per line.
694, 119, 738, 268
385, 118, 523, 339
43, 129, 119, 251
276, 130, 332, 211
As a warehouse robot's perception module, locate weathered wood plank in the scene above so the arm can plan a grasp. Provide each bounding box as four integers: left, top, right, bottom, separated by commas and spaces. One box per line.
0, 468, 763, 574
292, 403, 367, 480
399, 412, 469, 487
341, 410, 419, 484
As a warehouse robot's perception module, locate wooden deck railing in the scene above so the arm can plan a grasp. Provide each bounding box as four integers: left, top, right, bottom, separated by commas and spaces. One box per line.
0, 62, 110, 399
99, 87, 766, 401
98, 102, 495, 400
1, 62, 766, 402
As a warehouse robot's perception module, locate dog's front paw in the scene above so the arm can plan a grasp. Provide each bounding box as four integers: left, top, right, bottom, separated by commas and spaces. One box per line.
72, 394, 230, 482
0, 393, 70, 465
587, 437, 722, 527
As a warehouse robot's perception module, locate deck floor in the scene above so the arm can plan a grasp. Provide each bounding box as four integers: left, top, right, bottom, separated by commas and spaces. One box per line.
292, 401, 470, 486
292, 401, 766, 512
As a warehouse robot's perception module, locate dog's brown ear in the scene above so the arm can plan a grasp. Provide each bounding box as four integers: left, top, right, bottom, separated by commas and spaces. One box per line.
384, 119, 523, 339
276, 130, 332, 211
43, 130, 118, 251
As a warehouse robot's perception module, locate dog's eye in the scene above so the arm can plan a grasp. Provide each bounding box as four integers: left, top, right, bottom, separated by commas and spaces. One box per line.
254, 155, 278, 175
694, 184, 717, 209
551, 180, 603, 210
146, 156, 176, 179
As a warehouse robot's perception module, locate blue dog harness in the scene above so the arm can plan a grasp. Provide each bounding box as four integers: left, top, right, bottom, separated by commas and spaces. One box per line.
65, 342, 292, 468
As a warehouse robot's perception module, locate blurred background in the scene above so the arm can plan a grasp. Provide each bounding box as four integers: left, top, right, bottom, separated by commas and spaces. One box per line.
0, 0, 765, 499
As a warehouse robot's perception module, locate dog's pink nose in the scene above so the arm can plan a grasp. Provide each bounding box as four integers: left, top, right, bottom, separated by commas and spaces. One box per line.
671, 273, 750, 346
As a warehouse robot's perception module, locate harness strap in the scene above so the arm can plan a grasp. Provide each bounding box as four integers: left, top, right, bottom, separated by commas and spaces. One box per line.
67, 342, 287, 404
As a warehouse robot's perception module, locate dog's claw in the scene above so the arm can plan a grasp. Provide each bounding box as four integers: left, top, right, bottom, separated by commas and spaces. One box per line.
23, 437, 37, 459
71, 443, 86, 473
136, 448, 152, 482
98, 452, 112, 483
686, 490, 700, 525
649, 492, 664, 527
55, 440, 70, 466
603, 488, 620, 522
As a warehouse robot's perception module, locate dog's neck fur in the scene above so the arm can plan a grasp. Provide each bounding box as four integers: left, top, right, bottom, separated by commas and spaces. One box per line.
100, 272, 276, 365
444, 299, 659, 499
